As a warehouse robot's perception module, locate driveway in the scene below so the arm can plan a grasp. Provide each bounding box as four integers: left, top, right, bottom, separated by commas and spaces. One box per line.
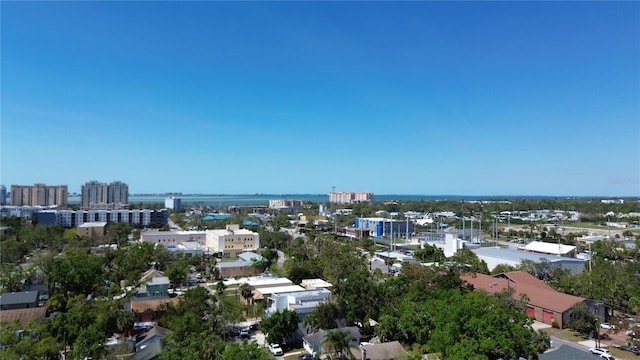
540, 344, 597, 360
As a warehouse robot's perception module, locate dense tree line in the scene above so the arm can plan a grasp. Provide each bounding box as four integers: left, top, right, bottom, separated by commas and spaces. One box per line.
2, 211, 637, 359
349, 198, 640, 217
0, 219, 235, 359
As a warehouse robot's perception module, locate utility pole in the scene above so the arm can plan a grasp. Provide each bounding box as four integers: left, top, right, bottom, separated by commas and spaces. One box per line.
406, 214, 409, 242
331, 186, 337, 235
390, 213, 394, 252
462, 202, 466, 241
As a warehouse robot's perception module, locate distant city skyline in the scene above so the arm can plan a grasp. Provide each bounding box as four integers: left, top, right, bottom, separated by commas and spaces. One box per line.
2, 2, 638, 196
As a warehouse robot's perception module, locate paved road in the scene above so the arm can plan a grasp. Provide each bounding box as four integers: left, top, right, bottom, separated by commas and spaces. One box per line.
549, 335, 588, 352
276, 249, 287, 269
167, 217, 182, 230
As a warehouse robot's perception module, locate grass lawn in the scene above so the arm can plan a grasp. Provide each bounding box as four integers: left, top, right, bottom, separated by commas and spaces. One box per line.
402, 244, 421, 250
564, 223, 609, 230
541, 327, 586, 342
282, 347, 306, 360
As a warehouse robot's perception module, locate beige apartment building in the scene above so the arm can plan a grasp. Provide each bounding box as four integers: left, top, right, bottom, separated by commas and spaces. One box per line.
77, 222, 108, 241
206, 224, 260, 258
329, 191, 373, 204
268, 199, 304, 209
11, 184, 68, 207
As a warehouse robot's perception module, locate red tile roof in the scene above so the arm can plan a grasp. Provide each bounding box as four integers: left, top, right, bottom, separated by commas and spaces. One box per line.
461, 271, 585, 314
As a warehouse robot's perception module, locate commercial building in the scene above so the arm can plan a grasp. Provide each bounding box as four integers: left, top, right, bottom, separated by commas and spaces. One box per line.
329, 191, 373, 204
81, 180, 128, 209
355, 217, 414, 238
141, 230, 207, 246
461, 271, 598, 329
420, 232, 466, 258
11, 184, 68, 207
77, 222, 108, 241
205, 224, 259, 258
522, 241, 576, 257
164, 196, 181, 210
216, 251, 264, 279
35, 209, 168, 228
165, 242, 206, 257
471, 246, 585, 273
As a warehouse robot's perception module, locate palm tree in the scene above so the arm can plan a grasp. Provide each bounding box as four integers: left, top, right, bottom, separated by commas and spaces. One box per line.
216, 280, 227, 297
239, 283, 253, 304
324, 329, 351, 360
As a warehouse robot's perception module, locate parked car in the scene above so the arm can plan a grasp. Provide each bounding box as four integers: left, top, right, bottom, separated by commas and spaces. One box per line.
621, 346, 640, 355
239, 329, 250, 339
298, 354, 315, 360
600, 354, 615, 360
589, 347, 611, 356
269, 343, 283, 356
600, 323, 615, 330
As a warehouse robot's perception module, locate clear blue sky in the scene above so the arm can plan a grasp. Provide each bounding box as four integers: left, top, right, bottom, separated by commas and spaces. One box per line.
2, 1, 638, 196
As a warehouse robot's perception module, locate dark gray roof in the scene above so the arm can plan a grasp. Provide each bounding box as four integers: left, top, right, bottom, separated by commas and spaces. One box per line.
539, 345, 595, 360
350, 341, 407, 360
238, 251, 264, 262
0, 291, 38, 306
136, 326, 170, 351
131, 337, 165, 360
303, 327, 361, 348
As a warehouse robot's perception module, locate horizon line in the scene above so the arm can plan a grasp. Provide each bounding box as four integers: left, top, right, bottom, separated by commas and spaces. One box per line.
65, 193, 640, 199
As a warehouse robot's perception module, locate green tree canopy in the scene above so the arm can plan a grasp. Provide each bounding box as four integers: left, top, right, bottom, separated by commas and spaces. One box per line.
303, 300, 342, 330
323, 329, 350, 360
260, 309, 299, 344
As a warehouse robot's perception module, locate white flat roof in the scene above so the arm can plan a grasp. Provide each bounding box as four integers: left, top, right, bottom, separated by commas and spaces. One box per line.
359, 217, 389, 222
207, 228, 257, 236
374, 251, 414, 260
256, 285, 305, 295
223, 276, 292, 288
142, 230, 206, 236
273, 288, 332, 300
179, 242, 203, 250
300, 279, 333, 288
524, 241, 576, 255
78, 222, 108, 227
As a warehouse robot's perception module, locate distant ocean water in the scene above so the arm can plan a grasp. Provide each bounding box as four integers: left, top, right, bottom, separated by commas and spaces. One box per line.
67, 194, 565, 207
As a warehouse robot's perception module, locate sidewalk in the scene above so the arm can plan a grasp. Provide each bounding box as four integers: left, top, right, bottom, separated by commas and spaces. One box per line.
532, 321, 552, 331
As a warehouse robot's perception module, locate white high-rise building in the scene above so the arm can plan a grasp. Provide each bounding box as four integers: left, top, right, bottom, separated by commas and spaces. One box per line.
165, 196, 182, 210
